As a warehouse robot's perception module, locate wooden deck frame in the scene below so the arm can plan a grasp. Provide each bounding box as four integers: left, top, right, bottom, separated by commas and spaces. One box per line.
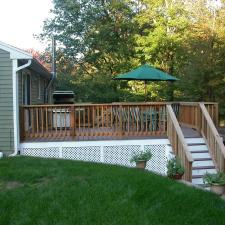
19, 101, 222, 182
20, 102, 168, 142
20, 102, 220, 142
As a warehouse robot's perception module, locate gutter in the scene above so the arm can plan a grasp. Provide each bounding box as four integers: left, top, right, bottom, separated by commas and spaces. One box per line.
44, 36, 56, 103
9, 59, 32, 156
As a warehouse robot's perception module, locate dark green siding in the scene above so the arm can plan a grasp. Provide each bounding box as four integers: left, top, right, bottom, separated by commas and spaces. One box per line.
0, 49, 14, 155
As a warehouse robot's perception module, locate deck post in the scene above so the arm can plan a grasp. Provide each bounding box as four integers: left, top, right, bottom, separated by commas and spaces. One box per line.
197, 104, 201, 132
214, 103, 219, 127
119, 104, 123, 138
70, 105, 75, 138
20, 107, 25, 141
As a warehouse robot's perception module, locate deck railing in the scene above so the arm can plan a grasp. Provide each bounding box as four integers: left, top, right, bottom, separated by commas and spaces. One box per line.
177, 102, 200, 131
178, 102, 218, 131
178, 102, 225, 172
167, 105, 193, 181
199, 103, 225, 172
20, 103, 167, 141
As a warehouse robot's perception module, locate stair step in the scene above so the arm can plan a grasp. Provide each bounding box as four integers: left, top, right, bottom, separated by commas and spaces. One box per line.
188, 145, 208, 151
192, 166, 215, 170
188, 143, 206, 146
192, 168, 216, 176
192, 178, 204, 185
192, 160, 214, 167
192, 175, 203, 179
191, 152, 211, 159
190, 150, 209, 154
185, 138, 205, 144
194, 158, 212, 161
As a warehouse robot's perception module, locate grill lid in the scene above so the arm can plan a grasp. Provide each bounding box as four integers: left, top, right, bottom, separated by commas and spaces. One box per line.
53, 91, 74, 104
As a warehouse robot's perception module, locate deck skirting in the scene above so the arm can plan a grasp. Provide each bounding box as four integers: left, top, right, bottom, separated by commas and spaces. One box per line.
19, 139, 172, 175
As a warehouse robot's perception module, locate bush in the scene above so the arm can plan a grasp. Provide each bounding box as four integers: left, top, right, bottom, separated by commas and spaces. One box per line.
130, 151, 152, 163
167, 157, 185, 177
203, 172, 225, 185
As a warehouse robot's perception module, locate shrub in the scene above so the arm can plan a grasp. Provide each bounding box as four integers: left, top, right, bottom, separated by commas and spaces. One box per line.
203, 172, 225, 185
167, 157, 185, 177
130, 151, 152, 163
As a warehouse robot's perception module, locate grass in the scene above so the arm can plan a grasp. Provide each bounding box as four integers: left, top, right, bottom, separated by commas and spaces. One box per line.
0, 157, 225, 225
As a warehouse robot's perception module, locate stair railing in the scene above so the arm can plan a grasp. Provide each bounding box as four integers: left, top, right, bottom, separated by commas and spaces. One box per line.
167, 105, 193, 181
199, 103, 225, 172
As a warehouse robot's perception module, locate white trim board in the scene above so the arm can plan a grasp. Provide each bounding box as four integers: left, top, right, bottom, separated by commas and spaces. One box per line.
0, 41, 32, 59
20, 139, 170, 149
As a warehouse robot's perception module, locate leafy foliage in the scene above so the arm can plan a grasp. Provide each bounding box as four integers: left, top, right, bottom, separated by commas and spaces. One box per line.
203, 172, 225, 185
166, 157, 185, 177
130, 151, 152, 163
39, 0, 225, 118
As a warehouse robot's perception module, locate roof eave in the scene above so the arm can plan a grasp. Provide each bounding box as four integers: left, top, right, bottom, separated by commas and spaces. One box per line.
0, 40, 52, 79
0, 40, 32, 59
31, 59, 52, 79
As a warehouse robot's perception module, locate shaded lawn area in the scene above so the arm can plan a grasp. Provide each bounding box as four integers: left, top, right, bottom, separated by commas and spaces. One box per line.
0, 157, 225, 225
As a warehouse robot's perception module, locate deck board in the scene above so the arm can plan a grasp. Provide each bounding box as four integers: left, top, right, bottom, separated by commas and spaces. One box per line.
180, 126, 201, 138
21, 125, 200, 143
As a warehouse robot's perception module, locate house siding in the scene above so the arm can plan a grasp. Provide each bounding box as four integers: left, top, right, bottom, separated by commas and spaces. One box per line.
19, 69, 48, 105
0, 49, 14, 155
18, 70, 49, 105
31, 72, 46, 104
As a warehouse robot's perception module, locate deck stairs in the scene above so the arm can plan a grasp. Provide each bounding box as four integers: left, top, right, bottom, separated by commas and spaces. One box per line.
185, 137, 217, 186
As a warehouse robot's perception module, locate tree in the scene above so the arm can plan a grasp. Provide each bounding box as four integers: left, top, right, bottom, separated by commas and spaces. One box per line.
39, 0, 225, 119
179, 0, 225, 117
134, 0, 191, 100
39, 0, 141, 102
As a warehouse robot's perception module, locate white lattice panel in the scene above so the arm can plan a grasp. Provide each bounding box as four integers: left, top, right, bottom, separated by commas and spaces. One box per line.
62, 146, 101, 162
20, 139, 170, 175
21, 147, 60, 158
144, 145, 167, 174
104, 145, 140, 166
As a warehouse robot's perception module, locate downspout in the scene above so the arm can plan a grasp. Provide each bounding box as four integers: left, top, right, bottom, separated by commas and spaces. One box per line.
10, 59, 32, 156
44, 36, 56, 103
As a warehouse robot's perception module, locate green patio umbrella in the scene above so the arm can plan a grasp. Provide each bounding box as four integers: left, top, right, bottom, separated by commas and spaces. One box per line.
115, 64, 179, 101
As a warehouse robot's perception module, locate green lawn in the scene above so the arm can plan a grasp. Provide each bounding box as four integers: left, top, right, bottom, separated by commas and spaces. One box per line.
0, 157, 225, 225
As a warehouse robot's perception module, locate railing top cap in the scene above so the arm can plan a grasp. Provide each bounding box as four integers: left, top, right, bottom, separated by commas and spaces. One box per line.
20, 102, 218, 108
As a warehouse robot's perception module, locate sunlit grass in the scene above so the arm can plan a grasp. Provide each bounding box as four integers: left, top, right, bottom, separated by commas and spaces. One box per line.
0, 157, 225, 225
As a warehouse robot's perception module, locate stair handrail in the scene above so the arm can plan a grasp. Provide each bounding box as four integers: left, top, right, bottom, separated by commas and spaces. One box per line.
167, 105, 193, 181
199, 103, 225, 171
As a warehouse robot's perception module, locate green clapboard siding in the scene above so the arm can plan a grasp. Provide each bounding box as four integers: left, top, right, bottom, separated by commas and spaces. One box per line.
18, 70, 47, 105
0, 48, 14, 155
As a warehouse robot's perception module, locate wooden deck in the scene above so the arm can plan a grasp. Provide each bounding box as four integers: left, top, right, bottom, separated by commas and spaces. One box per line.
180, 126, 201, 138
21, 128, 167, 142
20, 102, 217, 144
20, 103, 168, 142
19, 102, 224, 183
21, 126, 200, 142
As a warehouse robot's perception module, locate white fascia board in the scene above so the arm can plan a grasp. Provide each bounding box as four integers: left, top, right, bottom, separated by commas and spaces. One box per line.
20, 139, 170, 149
0, 41, 32, 59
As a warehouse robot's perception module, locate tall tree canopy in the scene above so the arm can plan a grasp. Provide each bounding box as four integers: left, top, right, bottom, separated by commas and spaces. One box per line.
39, 0, 225, 117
